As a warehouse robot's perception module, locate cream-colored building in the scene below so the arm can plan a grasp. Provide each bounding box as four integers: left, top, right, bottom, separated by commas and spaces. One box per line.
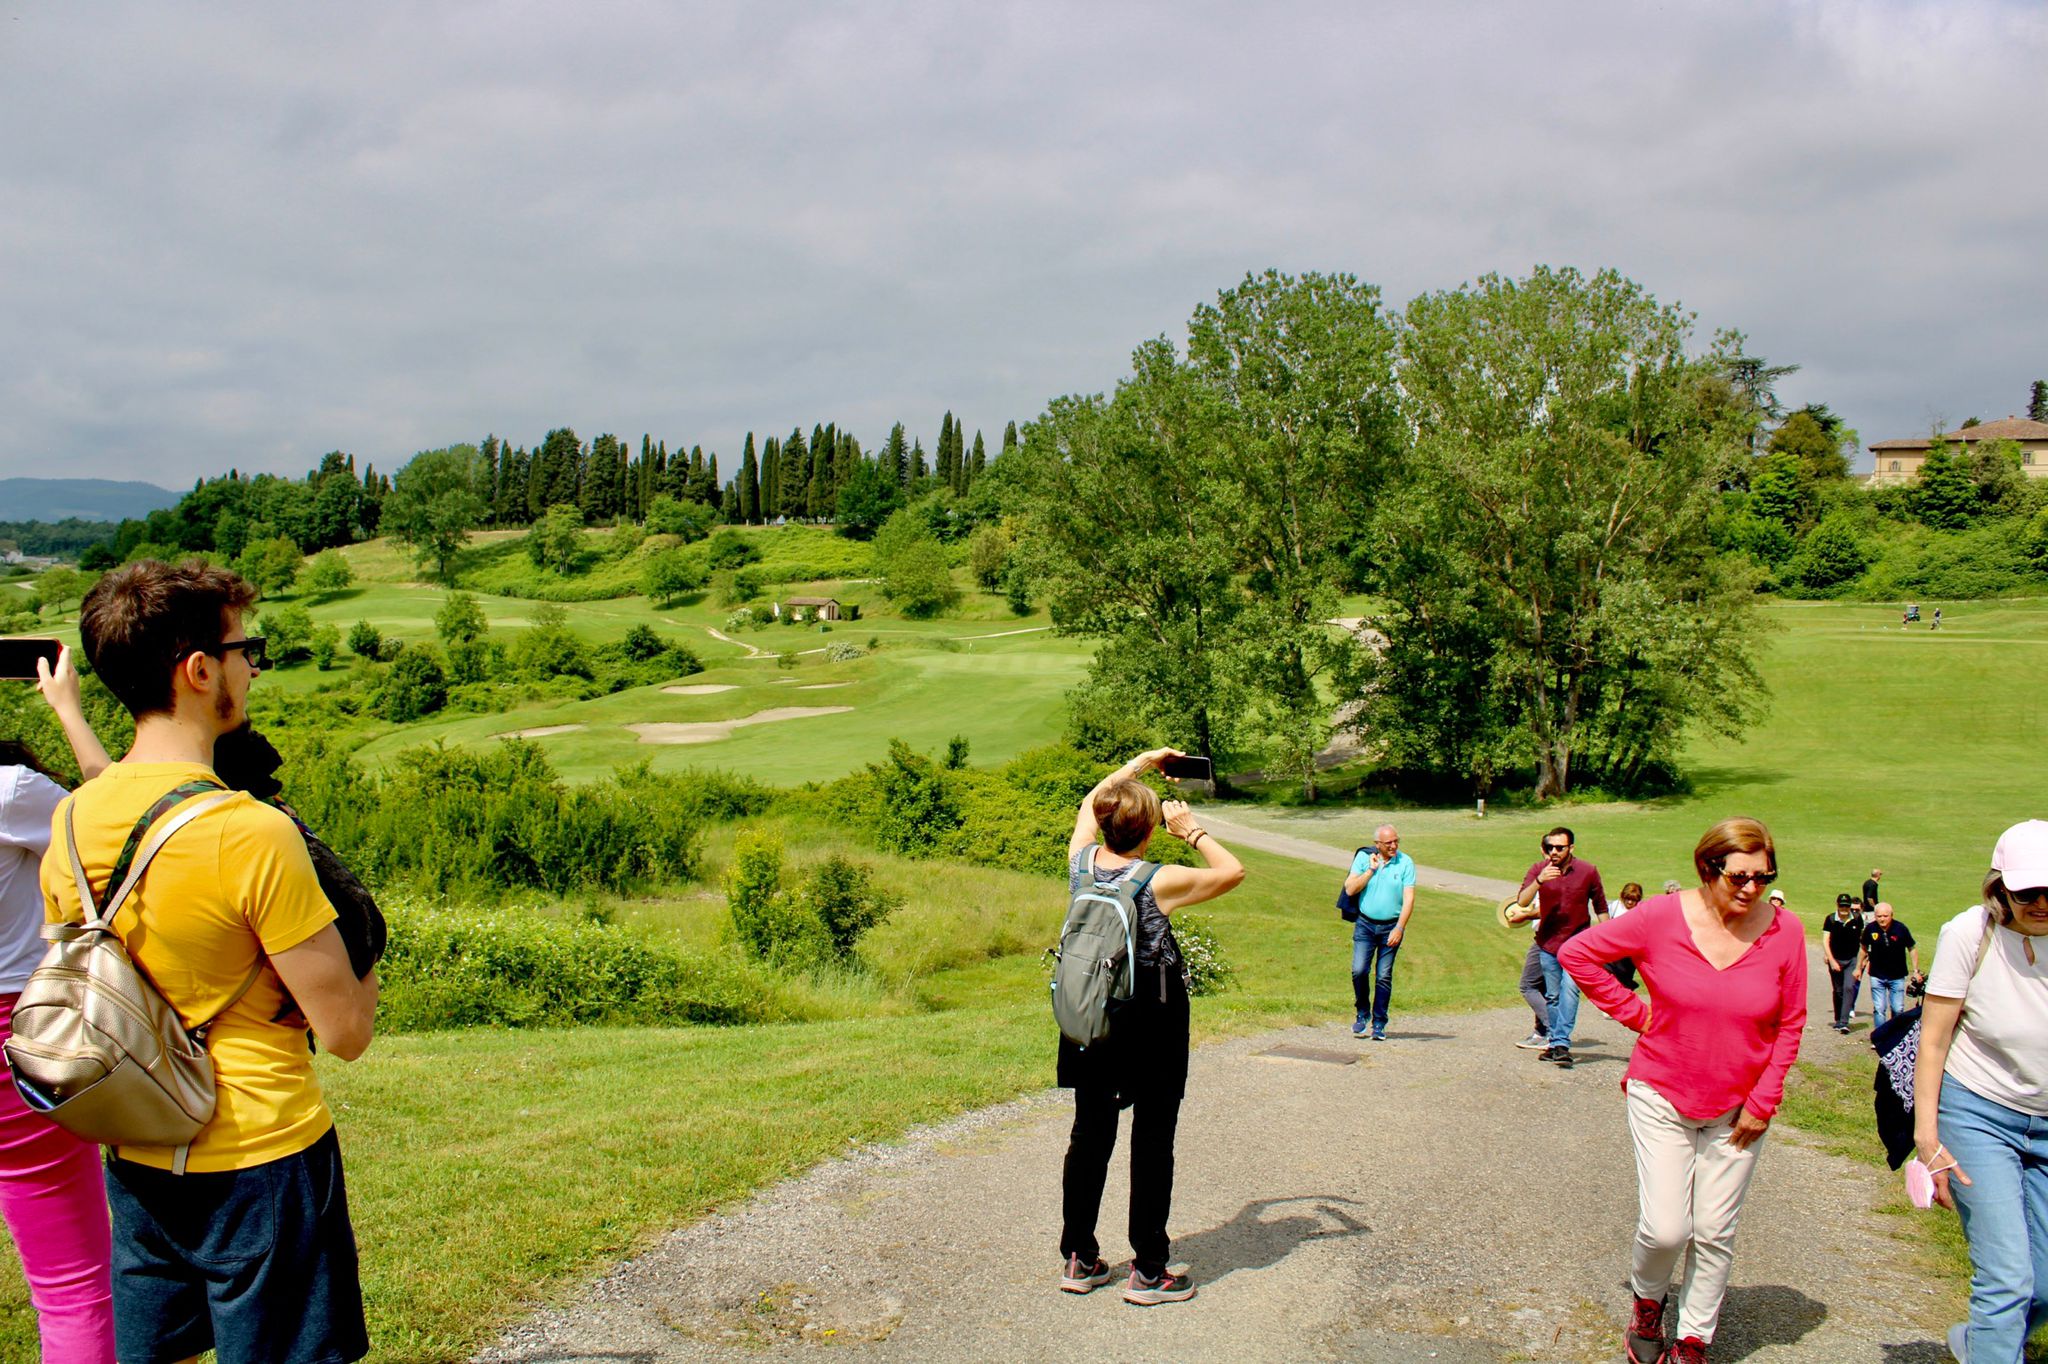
1868, 417, 2048, 486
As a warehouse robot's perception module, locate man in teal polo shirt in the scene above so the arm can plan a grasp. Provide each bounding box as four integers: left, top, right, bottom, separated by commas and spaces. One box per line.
1345, 824, 1417, 1041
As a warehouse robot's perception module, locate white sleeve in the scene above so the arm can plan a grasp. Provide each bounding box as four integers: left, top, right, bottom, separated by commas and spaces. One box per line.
1925, 908, 1990, 999
0, 768, 65, 855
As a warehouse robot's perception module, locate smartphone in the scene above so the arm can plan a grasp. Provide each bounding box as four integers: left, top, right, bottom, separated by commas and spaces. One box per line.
1160, 755, 1213, 783
0, 638, 61, 681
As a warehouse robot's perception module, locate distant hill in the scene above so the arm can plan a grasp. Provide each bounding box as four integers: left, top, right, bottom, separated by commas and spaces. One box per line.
0, 478, 181, 523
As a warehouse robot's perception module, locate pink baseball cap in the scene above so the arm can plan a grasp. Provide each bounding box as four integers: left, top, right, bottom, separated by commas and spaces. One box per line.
1991, 820, 2048, 892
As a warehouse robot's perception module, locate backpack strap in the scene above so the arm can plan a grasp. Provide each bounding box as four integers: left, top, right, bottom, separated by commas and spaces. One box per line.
1126, 861, 1160, 894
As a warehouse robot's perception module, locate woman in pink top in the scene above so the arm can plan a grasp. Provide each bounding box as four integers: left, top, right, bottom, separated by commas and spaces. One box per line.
1562, 817, 1806, 1364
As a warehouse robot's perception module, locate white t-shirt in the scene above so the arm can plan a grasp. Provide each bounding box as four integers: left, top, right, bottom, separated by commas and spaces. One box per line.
1607, 897, 1630, 918
1928, 905, 2048, 1117
0, 765, 67, 992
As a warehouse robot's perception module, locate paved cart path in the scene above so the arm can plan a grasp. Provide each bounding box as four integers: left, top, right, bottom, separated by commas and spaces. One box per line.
479, 995, 1955, 1363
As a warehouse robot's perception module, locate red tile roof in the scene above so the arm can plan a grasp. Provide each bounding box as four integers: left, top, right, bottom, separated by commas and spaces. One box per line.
1871, 417, 2048, 450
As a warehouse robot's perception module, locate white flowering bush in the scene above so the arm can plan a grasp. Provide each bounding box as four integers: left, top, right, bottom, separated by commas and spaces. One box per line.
825, 641, 865, 662
1174, 914, 1234, 996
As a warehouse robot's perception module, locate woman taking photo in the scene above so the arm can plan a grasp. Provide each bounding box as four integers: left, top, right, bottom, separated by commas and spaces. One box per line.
0, 648, 116, 1361
1913, 820, 2048, 1364
1057, 748, 1243, 1307
1562, 818, 1806, 1364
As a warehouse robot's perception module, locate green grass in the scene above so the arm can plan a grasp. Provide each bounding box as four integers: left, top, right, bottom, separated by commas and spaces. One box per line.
1211, 598, 2048, 936
0, 836, 1503, 1362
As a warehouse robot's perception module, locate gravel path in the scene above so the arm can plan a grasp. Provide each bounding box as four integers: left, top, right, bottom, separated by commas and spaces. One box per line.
477, 986, 1955, 1362
1193, 809, 1521, 903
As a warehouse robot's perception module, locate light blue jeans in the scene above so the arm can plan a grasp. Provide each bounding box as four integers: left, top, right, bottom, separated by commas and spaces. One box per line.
1537, 948, 1581, 1049
1939, 1077, 2048, 1363
1870, 976, 1907, 1028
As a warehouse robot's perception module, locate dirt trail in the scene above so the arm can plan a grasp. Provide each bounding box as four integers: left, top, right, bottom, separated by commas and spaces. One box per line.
480, 984, 1954, 1362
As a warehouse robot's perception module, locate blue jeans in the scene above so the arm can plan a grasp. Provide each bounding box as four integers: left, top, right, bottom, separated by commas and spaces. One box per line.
1350, 919, 1400, 1033
1870, 976, 1906, 1028
1538, 948, 1580, 1049
1938, 1078, 2048, 1363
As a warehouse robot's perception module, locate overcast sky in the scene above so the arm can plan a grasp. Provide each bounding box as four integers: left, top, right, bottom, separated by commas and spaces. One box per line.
2, 0, 2043, 489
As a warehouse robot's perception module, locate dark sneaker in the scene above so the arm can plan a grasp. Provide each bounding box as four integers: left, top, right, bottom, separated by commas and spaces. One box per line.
1551, 1047, 1574, 1069
1352, 1017, 1368, 1037
1122, 1268, 1196, 1305
1538, 1045, 1560, 1061
1515, 1031, 1548, 1049
1669, 1336, 1708, 1364
1627, 1294, 1666, 1362
1370, 1030, 1387, 1042
1060, 1254, 1113, 1294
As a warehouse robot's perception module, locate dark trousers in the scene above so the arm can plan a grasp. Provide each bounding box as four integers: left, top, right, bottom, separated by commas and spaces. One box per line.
1350, 919, 1401, 1031
1829, 963, 1859, 1025
1607, 958, 1639, 991
1520, 940, 1550, 1033
1059, 982, 1188, 1280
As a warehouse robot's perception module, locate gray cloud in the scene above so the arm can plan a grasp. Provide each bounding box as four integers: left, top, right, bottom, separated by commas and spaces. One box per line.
2, 0, 2043, 488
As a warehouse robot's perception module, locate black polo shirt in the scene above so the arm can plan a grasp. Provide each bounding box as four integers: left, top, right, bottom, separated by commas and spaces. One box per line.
1863, 920, 1916, 979
1823, 912, 1864, 965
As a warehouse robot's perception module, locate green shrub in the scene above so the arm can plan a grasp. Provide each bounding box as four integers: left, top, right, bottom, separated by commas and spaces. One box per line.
724, 830, 827, 968
706, 529, 759, 570
259, 603, 314, 662
799, 854, 898, 957
376, 899, 763, 1030
508, 604, 591, 680
303, 549, 354, 598
642, 547, 707, 606
645, 495, 714, 541
435, 591, 488, 644
308, 624, 340, 671
346, 619, 384, 660
375, 644, 448, 722
278, 739, 710, 899
526, 503, 587, 573
869, 740, 958, 856
445, 637, 503, 685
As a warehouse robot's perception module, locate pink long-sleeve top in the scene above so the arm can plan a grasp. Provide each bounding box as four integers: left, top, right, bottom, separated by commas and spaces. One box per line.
1560, 892, 1807, 1122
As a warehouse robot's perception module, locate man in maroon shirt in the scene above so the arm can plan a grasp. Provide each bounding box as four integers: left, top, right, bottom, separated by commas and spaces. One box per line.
1512, 826, 1607, 1068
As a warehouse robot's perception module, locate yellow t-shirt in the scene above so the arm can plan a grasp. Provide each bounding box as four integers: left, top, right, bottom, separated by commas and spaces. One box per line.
40, 761, 338, 1172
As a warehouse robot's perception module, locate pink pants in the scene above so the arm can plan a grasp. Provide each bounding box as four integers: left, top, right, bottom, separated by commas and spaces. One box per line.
0, 993, 116, 1363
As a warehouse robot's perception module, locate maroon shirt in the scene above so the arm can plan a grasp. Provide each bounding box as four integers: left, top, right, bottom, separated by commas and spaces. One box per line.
1520, 857, 1608, 957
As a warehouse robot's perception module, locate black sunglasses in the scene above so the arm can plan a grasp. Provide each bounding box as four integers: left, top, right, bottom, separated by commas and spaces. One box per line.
1542, 841, 1569, 853
1717, 867, 1777, 889
197, 637, 267, 671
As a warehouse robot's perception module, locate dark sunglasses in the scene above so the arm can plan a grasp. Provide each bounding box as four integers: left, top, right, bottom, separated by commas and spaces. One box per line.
1542, 841, 1569, 853
1718, 868, 1777, 889
197, 637, 267, 671
2009, 886, 2048, 908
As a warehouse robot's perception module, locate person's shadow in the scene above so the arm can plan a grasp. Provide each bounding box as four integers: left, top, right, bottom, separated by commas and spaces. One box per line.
1701, 1284, 1826, 1360
1171, 1194, 1370, 1286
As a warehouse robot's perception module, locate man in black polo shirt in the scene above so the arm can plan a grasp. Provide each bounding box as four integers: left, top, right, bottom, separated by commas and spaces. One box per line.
1822, 894, 1865, 1033
1858, 901, 1918, 1029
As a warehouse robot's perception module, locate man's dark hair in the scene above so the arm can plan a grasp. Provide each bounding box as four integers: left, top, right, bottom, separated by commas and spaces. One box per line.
79, 559, 259, 719
0, 740, 68, 790
1545, 825, 1574, 845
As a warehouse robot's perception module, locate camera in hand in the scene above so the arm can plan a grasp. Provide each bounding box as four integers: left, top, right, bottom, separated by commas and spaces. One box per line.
1159, 755, 1213, 783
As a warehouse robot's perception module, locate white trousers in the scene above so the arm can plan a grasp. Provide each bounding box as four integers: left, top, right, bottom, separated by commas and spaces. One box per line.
1625, 1079, 1765, 1343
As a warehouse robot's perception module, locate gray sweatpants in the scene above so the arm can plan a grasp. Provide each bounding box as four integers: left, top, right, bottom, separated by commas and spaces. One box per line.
1520, 939, 1549, 1032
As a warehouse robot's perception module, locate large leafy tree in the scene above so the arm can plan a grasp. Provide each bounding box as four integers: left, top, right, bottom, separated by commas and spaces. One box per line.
382, 445, 489, 582
1359, 267, 1765, 798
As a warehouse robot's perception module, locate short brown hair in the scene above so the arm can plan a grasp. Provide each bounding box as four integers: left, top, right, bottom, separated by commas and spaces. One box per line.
1094, 777, 1161, 855
80, 559, 258, 719
1692, 816, 1777, 884
1619, 882, 1643, 902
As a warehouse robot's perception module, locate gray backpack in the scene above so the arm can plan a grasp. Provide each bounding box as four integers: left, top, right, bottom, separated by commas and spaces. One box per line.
1050, 847, 1158, 1049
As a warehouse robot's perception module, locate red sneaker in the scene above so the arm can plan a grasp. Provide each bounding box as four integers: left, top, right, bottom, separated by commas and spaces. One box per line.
1668, 1337, 1708, 1364
1626, 1295, 1666, 1362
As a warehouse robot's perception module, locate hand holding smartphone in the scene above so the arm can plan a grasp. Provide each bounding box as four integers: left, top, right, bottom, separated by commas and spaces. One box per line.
1159, 755, 1212, 784
0, 638, 63, 681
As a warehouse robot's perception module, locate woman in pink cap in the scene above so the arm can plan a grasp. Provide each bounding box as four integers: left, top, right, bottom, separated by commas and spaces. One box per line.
1914, 820, 2048, 1364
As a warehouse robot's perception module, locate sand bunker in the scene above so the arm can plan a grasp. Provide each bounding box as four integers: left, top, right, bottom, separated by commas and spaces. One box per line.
662, 683, 738, 695
628, 707, 853, 746
495, 724, 586, 739
798, 682, 851, 690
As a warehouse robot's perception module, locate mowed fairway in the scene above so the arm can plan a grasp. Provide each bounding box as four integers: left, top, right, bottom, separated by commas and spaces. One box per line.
1212, 599, 2048, 928
350, 630, 1090, 783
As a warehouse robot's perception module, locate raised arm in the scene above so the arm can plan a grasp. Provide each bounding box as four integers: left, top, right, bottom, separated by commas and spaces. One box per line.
1150, 800, 1245, 913
1068, 747, 1180, 857
35, 646, 113, 781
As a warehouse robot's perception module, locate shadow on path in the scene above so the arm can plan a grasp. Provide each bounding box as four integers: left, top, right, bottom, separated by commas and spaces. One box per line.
1173, 1194, 1370, 1287
1877, 1342, 1953, 1363
1708, 1284, 1827, 1361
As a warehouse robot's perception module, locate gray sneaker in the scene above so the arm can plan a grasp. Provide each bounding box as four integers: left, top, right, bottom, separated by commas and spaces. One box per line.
1515, 1031, 1548, 1049
1947, 1321, 1968, 1362
1123, 1268, 1196, 1305
1061, 1254, 1113, 1293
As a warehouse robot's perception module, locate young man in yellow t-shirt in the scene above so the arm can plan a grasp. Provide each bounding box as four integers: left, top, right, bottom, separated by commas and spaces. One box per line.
41, 560, 379, 1364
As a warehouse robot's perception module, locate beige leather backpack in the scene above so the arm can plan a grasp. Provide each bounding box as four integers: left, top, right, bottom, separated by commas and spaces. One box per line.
4, 782, 257, 1174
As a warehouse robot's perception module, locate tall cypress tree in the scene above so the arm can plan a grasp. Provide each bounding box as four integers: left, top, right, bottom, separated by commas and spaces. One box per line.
937, 411, 957, 490
912, 438, 928, 484
808, 430, 832, 519
739, 433, 760, 523
2032, 380, 2048, 424
779, 427, 808, 520
762, 436, 781, 518
882, 423, 909, 489
968, 430, 986, 487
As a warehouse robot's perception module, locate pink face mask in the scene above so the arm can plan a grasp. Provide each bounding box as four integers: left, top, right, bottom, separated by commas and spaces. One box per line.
1903, 1158, 1936, 1209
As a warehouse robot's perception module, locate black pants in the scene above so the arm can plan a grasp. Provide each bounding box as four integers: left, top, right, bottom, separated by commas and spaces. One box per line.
1058, 976, 1189, 1279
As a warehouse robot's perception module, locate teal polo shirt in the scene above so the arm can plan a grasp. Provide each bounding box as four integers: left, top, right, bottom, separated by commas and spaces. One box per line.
1350, 849, 1416, 922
